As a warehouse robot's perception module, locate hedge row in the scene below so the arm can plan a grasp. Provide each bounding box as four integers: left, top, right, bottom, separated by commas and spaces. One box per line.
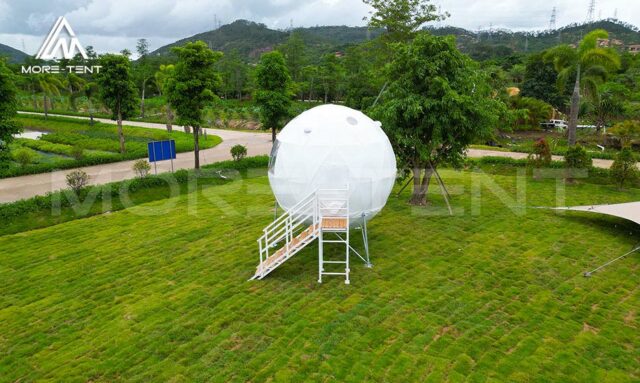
0, 156, 270, 221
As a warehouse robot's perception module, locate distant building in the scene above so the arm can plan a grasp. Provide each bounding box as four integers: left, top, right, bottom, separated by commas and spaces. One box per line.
629, 44, 640, 55
611, 39, 623, 46
334, 51, 344, 58
597, 38, 610, 47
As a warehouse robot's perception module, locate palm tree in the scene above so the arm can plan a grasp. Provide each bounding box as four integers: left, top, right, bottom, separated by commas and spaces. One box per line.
64, 73, 86, 112
84, 82, 99, 126
35, 74, 64, 119
544, 29, 620, 146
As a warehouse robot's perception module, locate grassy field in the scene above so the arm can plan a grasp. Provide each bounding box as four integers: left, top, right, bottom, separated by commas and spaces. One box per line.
0, 170, 638, 381
2, 115, 221, 178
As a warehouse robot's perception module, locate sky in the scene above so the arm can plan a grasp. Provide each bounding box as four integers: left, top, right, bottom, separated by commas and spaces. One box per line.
0, 0, 637, 56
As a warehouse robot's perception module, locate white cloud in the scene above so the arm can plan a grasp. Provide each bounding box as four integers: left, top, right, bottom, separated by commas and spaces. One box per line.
0, 0, 638, 54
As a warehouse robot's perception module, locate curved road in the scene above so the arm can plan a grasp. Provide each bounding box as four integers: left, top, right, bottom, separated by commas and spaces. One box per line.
0, 113, 273, 203
0, 113, 620, 204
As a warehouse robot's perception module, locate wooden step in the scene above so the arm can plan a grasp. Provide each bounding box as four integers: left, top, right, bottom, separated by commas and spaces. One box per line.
322, 217, 347, 230
256, 224, 318, 272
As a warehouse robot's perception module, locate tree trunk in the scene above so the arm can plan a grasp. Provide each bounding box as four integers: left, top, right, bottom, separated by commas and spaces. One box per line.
272, 127, 277, 142
117, 109, 125, 153
43, 95, 48, 119
193, 126, 200, 169
567, 65, 581, 146
88, 99, 94, 126
409, 167, 434, 205
165, 106, 173, 132
32, 89, 37, 110
140, 81, 146, 118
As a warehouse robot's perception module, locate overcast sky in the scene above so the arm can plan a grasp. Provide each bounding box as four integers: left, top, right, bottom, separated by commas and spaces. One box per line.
0, 0, 637, 56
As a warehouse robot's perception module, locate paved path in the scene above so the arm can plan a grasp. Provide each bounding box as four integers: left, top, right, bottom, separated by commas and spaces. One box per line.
0, 113, 621, 204
466, 148, 615, 169
0, 113, 272, 203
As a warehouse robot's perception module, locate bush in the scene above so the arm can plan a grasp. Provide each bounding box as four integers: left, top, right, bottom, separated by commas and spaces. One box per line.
66, 170, 89, 194
231, 144, 247, 161
13, 148, 36, 167
528, 137, 551, 167
610, 148, 638, 189
133, 159, 151, 178
564, 145, 592, 180
71, 145, 84, 160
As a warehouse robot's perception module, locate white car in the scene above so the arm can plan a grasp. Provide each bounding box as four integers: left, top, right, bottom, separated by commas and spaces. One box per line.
540, 119, 568, 130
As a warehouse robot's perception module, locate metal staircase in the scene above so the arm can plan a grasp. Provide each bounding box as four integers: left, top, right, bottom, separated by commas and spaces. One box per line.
251, 188, 350, 283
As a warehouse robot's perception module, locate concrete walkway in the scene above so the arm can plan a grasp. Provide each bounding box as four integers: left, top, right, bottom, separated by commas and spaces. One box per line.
0, 113, 272, 203
0, 113, 620, 204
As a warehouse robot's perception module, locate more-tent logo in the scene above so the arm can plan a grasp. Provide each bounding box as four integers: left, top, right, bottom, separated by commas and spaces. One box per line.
21, 16, 101, 75
36, 16, 88, 60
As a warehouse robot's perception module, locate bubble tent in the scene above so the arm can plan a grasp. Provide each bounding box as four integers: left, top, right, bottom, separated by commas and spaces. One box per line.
268, 104, 397, 224
252, 104, 397, 284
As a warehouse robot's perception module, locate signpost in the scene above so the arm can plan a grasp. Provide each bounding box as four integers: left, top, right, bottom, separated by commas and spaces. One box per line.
147, 140, 176, 174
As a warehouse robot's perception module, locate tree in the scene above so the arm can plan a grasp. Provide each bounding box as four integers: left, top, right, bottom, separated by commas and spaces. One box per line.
0, 59, 20, 157
319, 53, 346, 103
610, 148, 638, 189
35, 74, 64, 119
521, 52, 565, 109
363, 0, 447, 43
344, 44, 379, 110
154, 64, 176, 132
66, 170, 89, 195
216, 49, 247, 99
135, 38, 154, 118
591, 82, 626, 132
375, 32, 501, 205
167, 41, 222, 170
64, 73, 86, 112
278, 31, 307, 98
83, 82, 99, 126
255, 51, 293, 142
610, 120, 640, 148
545, 29, 620, 146
96, 54, 138, 153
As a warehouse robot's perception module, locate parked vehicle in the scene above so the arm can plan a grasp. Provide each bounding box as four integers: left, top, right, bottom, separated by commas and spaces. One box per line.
540, 119, 568, 130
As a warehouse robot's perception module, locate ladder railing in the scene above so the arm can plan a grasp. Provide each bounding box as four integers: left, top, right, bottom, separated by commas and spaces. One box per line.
257, 190, 318, 278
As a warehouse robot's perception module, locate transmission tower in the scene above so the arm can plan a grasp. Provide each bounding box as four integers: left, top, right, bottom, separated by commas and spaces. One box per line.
587, 0, 595, 22
549, 7, 557, 30
613, 8, 618, 19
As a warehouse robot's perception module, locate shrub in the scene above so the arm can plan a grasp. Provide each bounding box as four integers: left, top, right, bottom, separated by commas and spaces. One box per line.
231, 144, 247, 161
609, 120, 640, 148
133, 159, 151, 178
71, 145, 84, 160
610, 148, 638, 189
13, 148, 36, 168
564, 145, 592, 180
528, 137, 551, 167
66, 170, 90, 194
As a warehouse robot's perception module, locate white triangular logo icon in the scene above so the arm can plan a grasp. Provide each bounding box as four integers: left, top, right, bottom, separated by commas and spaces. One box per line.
36, 16, 88, 60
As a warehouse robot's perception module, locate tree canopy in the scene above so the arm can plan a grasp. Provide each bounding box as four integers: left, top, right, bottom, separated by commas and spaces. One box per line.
0, 59, 20, 156
255, 51, 293, 142
375, 32, 503, 204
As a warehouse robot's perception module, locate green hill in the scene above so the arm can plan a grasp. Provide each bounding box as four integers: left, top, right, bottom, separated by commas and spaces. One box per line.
428, 19, 640, 60
0, 43, 28, 63
151, 19, 383, 61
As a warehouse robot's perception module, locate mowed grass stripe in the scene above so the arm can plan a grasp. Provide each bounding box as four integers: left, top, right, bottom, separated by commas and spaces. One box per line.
0, 172, 638, 381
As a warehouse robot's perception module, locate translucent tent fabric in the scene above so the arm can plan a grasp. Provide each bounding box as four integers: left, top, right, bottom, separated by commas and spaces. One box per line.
269, 104, 397, 224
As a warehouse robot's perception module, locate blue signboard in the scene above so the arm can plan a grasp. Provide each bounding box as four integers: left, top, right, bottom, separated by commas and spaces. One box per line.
147, 140, 176, 162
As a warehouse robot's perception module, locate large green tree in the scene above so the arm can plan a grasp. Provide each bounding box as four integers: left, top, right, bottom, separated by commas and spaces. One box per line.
545, 29, 620, 146
96, 54, 138, 153
521, 51, 566, 109
167, 41, 222, 169
255, 51, 292, 142
0, 60, 20, 158
376, 32, 501, 205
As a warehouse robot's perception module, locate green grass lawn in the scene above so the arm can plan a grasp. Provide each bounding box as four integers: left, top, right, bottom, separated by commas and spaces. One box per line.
2, 115, 222, 178
0, 170, 638, 382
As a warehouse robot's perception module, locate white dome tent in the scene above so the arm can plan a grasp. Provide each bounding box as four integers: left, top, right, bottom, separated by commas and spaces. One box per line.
252, 104, 397, 284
